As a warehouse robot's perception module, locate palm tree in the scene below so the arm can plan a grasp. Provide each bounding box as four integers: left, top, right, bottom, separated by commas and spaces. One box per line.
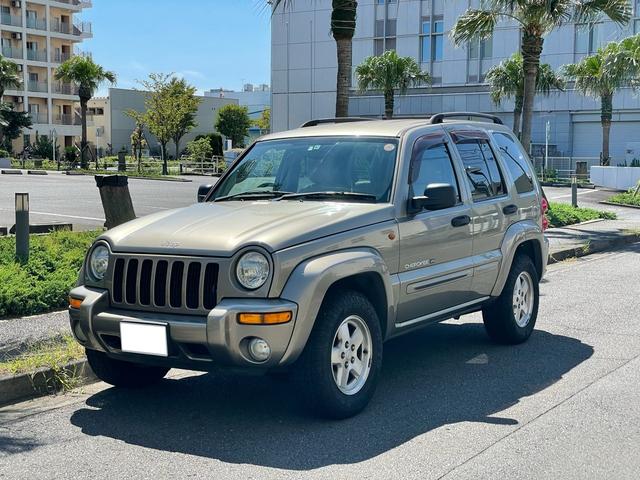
486, 53, 565, 138
54, 56, 116, 169
452, 0, 630, 151
356, 50, 431, 119
0, 55, 22, 100
272, 0, 357, 117
564, 35, 640, 165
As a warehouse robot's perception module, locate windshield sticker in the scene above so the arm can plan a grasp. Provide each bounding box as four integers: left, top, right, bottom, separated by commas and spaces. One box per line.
384, 144, 396, 152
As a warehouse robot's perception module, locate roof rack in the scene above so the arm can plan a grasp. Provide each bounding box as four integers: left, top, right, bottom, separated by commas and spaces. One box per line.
300, 117, 376, 128
429, 112, 503, 125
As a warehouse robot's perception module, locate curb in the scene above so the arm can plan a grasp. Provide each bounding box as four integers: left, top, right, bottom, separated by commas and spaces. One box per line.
600, 201, 640, 210
1, 169, 23, 175
0, 359, 96, 407
63, 171, 192, 182
27, 170, 48, 175
548, 231, 640, 265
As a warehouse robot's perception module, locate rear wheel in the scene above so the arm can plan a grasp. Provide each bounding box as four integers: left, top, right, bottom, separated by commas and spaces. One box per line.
296, 290, 383, 419
86, 348, 169, 388
482, 254, 539, 344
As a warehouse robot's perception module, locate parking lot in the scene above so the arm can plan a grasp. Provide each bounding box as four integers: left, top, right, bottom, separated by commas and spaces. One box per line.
0, 173, 210, 232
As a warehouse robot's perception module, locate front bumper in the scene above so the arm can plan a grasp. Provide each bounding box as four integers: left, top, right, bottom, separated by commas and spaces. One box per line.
69, 285, 298, 370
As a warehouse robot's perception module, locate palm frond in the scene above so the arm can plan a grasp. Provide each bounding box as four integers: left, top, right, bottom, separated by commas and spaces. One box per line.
451, 9, 500, 45
574, 0, 631, 25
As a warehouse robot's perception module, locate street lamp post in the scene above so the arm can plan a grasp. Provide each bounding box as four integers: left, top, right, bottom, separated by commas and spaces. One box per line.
51, 129, 58, 171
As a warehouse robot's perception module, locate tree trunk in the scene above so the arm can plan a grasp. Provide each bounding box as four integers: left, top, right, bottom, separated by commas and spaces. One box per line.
334, 36, 353, 117
174, 137, 180, 163
601, 93, 613, 166
161, 141, 168, 175
520, 32, 544, 152
80, 98, 89, 170
331, 0, 357, 117
513, 94, 523, 139
384, 90, 394, 119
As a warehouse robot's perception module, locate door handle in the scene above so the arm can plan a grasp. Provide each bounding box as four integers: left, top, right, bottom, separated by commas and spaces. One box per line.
451, 215, 471, 227
503, 204, 518, 215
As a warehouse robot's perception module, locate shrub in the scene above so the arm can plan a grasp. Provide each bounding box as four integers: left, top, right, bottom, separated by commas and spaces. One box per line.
186, 137, 213, 160
608, 189, 640, 207
195, 133, 224, 157
547, 202, 616, 228
0, 230, 99, 318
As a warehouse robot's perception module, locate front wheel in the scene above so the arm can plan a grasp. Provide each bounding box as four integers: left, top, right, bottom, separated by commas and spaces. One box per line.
296, 290, 383, 419
86, 348, 169, 388
482, 254, 539, 344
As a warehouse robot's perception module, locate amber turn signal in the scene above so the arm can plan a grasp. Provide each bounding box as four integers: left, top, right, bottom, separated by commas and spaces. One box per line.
238, 311, 292, 325
69, 297, 83, 309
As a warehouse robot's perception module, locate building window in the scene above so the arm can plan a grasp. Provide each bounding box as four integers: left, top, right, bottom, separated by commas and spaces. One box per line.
467, 37, 493, 83
420, 17, 444, 63
575, 23, 602, 55
374, 18, 397, 55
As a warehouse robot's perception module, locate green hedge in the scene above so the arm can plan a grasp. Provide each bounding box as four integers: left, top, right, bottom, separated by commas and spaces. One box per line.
0, 230, 99, 318
547, 202, 616, 228
607, 190, 640, 207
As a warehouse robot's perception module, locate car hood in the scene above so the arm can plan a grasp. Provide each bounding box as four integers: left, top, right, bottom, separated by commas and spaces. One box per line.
101, 200, 395, 256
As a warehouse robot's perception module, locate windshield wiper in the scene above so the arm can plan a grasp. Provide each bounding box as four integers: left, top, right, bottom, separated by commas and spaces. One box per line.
213, 190, 293, 202
278, 191, 378, 202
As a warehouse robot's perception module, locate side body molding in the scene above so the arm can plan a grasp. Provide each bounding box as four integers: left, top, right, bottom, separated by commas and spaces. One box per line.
278, 248, 396, 365
491, 220, 547, 297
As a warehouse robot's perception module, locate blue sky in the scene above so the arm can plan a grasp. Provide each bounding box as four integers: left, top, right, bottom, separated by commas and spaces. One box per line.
82, 1, 272, 96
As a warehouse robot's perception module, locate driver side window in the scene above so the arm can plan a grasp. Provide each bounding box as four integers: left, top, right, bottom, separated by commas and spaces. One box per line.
409, 137, 460, 202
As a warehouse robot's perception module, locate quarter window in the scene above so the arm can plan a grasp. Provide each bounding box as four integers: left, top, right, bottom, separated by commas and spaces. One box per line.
492, 132, 534, 194
409, 136, 460, 202
455, 138, 506, 201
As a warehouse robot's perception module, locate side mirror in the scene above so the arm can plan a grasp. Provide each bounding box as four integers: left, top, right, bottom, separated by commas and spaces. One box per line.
197, 184, 213, 203
409, 183, 457, 213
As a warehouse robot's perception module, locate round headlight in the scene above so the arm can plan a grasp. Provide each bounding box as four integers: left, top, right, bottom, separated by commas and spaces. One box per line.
89, 244, 110, 281
236, 251, 270, 290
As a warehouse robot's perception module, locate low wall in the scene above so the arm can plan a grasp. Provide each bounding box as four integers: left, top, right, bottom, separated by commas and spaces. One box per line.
590, 166, 640, 190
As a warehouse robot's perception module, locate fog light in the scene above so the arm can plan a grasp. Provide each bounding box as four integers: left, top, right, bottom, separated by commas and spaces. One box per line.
248, 338, 271, 362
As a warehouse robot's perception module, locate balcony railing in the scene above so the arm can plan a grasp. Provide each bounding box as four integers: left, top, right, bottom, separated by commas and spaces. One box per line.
54, 113, 81, 126
51, 19, 72, 34
52, 51, 72, 63
53, 82, 79, 95
1, 13, 22, 27
73, 21, 92, 36
26, 17, 47, 31
29, 112, 49, 124
26, 49, 48, 62
1, 46, 23, 60
28, 80, 48, 93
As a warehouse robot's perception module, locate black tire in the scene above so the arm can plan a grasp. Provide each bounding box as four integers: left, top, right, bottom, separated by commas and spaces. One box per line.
482, 254, 539, 344
295, 290, 383, 419
86, 348, 169, 388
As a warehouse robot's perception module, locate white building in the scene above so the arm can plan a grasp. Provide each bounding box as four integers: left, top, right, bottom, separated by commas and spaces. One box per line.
0, 0, 93, 152
271, 0, 640, 160
205, 83, 271, 119
87, 88, 238, 157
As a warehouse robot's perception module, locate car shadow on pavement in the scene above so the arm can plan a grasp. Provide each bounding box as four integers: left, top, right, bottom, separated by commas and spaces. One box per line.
70, 322, 593, 470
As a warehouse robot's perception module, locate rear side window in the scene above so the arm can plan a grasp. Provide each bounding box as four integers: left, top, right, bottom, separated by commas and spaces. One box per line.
409, 134, 460, 202
492, 132, 535, 194
454, 139, 506, 201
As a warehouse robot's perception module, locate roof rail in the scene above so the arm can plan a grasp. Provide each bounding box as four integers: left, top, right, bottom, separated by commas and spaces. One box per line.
300, 117, 376, 128
429, 112, 503, 125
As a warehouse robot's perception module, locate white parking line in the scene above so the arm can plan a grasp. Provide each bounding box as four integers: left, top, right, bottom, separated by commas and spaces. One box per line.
548, 189, 600, 200
29, 211, 105, 222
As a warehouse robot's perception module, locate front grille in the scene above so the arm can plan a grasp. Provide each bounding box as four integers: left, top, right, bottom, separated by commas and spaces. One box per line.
110, 255, 219, 314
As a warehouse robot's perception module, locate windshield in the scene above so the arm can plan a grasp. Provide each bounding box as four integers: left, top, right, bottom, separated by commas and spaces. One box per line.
209, 137, 399, 203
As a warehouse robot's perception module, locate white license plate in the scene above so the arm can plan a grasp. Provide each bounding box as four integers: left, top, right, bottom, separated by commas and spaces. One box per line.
120, 322, 168, 357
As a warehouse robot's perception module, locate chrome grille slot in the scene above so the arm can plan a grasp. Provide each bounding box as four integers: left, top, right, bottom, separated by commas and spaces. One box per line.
110, 255, 219, 315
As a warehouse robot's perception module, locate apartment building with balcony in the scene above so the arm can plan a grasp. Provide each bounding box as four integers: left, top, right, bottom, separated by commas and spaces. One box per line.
0, 0, 92, 153
272, 0, 640, 160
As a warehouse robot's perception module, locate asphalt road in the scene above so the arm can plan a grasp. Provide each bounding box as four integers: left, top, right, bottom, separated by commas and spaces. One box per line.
1, 244, 639, 479
0, 173, 211, 231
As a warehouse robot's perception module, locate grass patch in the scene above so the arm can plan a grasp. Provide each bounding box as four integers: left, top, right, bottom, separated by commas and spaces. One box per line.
0, 334, 84, 376
607, 190, 640, 207
547, 202, 616, 228
0, 230, 99, 318
0, 334, 85, 393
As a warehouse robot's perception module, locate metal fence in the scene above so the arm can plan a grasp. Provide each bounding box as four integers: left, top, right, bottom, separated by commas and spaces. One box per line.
530, 156, 603, 181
